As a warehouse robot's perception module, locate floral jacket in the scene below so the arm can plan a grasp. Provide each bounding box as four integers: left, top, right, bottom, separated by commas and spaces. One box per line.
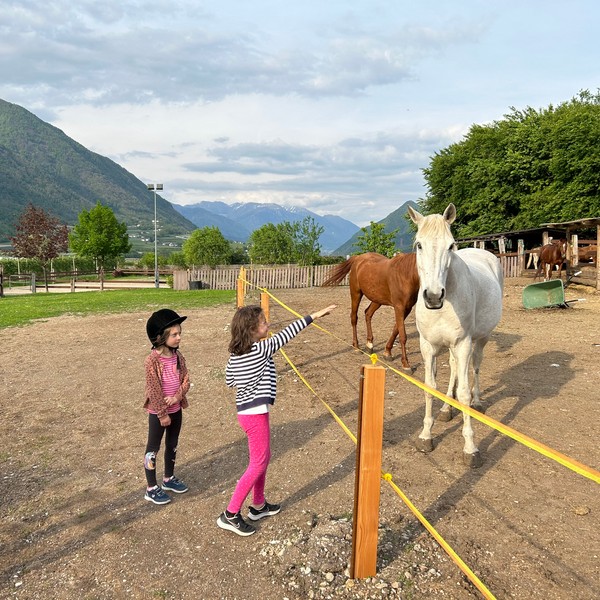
143, 350, 190, 419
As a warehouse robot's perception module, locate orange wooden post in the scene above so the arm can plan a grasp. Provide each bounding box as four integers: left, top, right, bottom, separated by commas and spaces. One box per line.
260, 292, 270, 322
236, 266, 246, 308
351, 364, 385, 579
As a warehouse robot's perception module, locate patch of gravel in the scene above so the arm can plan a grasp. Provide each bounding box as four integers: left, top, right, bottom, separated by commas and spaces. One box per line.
258, 514, 477, 599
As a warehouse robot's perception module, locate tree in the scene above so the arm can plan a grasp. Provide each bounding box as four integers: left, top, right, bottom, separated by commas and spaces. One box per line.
138, 252, 169, 270
293, 216, 324, 266
10, 204, 68, 292
248, 222, 295, 264
354, 222, 398, 257
69, 202, 131, 271
248, 218, 324, 265
166, 251, 188, 269
229, 242, 249, 265
421, 90, 600, 237
182, 226, 231, 267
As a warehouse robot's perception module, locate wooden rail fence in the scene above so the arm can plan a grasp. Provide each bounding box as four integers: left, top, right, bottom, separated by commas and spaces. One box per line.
174, 253, 528, 291
174, 264, 348, 291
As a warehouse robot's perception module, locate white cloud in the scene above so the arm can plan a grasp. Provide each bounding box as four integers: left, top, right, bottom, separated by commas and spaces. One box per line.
1, 0, 598, 225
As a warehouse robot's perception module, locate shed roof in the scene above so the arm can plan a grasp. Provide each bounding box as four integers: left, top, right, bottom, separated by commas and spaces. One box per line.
457, 216, 600, 245
539, 217, 600, 229
457, 226, 566, 245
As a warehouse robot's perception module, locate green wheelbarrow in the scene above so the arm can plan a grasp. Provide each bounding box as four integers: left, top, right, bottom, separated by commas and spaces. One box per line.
522, 278, 584, 309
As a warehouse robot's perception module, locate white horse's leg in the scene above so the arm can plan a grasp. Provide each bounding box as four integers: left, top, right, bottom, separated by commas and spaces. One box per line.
470, 338, 487, 412
438, 351, 455, 422
416, 339, 436, 453
454, 338, 482, 468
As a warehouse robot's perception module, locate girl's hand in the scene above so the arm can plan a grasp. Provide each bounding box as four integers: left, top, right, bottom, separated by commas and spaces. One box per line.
311, 304, 337, 320
159, 415, 172, 427
164, 396, 176, 406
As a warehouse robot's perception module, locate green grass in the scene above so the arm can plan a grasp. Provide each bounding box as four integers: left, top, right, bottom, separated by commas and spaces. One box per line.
0, 288, 236, 329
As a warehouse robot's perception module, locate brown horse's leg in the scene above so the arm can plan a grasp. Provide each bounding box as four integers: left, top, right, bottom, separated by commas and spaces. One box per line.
350, 288, 363, 350
385, 306, 411, 369
364, 301, 381, 352
383, 324, 398, 358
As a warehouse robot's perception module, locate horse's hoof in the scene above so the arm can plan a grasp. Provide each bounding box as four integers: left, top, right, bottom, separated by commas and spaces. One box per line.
463, 451, 482, 468
383, 350, 392, 358
437, 408, 453, 422
471, 403, 486, 414
415, 438, 434, 453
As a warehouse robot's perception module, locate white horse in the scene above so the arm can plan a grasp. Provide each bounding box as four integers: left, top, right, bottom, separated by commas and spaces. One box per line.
407, 204, 503, 468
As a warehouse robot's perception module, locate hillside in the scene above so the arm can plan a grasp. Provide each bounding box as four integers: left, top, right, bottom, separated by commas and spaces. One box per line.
174, 201, 359, 253
0, 99, 196, 243
333, 200, 418, 255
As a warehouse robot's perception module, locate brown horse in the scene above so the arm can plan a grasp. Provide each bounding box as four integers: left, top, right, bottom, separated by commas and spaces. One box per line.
322, 252, 419, 369
535, 239, 567, 280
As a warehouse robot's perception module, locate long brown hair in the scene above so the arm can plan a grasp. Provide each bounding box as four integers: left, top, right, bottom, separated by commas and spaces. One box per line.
229, 305, 263, 355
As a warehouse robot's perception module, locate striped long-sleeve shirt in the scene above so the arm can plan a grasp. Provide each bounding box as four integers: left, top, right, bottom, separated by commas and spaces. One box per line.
226, 315, 313, 413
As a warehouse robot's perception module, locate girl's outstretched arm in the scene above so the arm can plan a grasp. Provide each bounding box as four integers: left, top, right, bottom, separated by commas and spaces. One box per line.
310, 304, 337, 320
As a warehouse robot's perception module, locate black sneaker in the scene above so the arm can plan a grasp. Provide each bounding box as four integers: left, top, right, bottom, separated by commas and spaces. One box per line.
247, 501, 281, 521
144, 486, 171, 505
216, 512, 256, 536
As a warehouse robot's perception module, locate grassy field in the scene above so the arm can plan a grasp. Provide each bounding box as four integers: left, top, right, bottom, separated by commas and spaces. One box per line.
0, 288, 236, 329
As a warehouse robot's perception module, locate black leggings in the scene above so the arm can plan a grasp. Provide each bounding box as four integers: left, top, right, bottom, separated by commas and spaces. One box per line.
144, 409, 183, 487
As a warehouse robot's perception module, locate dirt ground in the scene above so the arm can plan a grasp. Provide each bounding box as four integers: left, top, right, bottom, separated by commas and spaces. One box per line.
1, 277, 599, 600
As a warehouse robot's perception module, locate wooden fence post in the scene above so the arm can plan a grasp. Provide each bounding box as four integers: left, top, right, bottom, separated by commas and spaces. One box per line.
236, 266, 246, 308
260, 292, 270, 322
351, 364, 385, 579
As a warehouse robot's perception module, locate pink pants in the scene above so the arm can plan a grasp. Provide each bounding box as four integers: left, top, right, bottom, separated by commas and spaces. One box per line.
227, 413, 271, 513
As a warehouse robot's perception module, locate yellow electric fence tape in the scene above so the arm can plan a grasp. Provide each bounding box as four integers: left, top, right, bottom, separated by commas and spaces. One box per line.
237, 277, 599, 598
377, 358, 600, 485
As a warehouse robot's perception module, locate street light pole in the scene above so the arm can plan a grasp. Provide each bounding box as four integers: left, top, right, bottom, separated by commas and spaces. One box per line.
147, 183, 163, 288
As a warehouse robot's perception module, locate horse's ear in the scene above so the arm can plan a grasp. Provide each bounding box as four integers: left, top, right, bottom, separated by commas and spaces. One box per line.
407, 205, 422, 225
443, 204, 457, 225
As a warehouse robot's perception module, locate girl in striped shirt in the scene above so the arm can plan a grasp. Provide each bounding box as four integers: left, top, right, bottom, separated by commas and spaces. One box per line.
217, 303, 336, 536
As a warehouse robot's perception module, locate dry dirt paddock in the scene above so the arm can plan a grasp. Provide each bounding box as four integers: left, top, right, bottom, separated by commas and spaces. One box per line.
0, 278, 599, 600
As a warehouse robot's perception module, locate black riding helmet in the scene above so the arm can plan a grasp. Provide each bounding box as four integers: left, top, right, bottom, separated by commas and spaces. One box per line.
146, 308, 187, 346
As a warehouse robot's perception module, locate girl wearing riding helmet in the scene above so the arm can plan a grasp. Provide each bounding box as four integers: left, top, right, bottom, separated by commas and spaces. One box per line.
143, 308, 191, 505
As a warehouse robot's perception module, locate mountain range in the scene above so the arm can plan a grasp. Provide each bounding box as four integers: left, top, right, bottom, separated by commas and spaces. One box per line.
0, 98, 415, 255
172, 201, 360, 254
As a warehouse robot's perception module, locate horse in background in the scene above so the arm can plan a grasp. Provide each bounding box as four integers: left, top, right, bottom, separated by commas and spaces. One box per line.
322, 252, 419, 370
578, 244, 597, 264
407, 203, 503, 468
527, 238, 565, 270
526, 246, 542, 270
535, 239, 567, 280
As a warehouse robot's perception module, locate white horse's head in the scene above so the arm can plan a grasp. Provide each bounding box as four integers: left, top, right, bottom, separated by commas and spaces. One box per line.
408, 204, 457, 309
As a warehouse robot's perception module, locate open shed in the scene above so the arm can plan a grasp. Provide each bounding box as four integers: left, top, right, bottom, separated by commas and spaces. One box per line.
539, 217, 600, 289
456, 218, 600, 290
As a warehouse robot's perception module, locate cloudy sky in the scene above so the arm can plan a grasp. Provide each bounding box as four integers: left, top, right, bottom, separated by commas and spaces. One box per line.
1, 1, 598, 226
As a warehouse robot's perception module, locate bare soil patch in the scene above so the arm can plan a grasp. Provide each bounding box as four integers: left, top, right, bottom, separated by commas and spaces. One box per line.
1, 278, 599, 599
